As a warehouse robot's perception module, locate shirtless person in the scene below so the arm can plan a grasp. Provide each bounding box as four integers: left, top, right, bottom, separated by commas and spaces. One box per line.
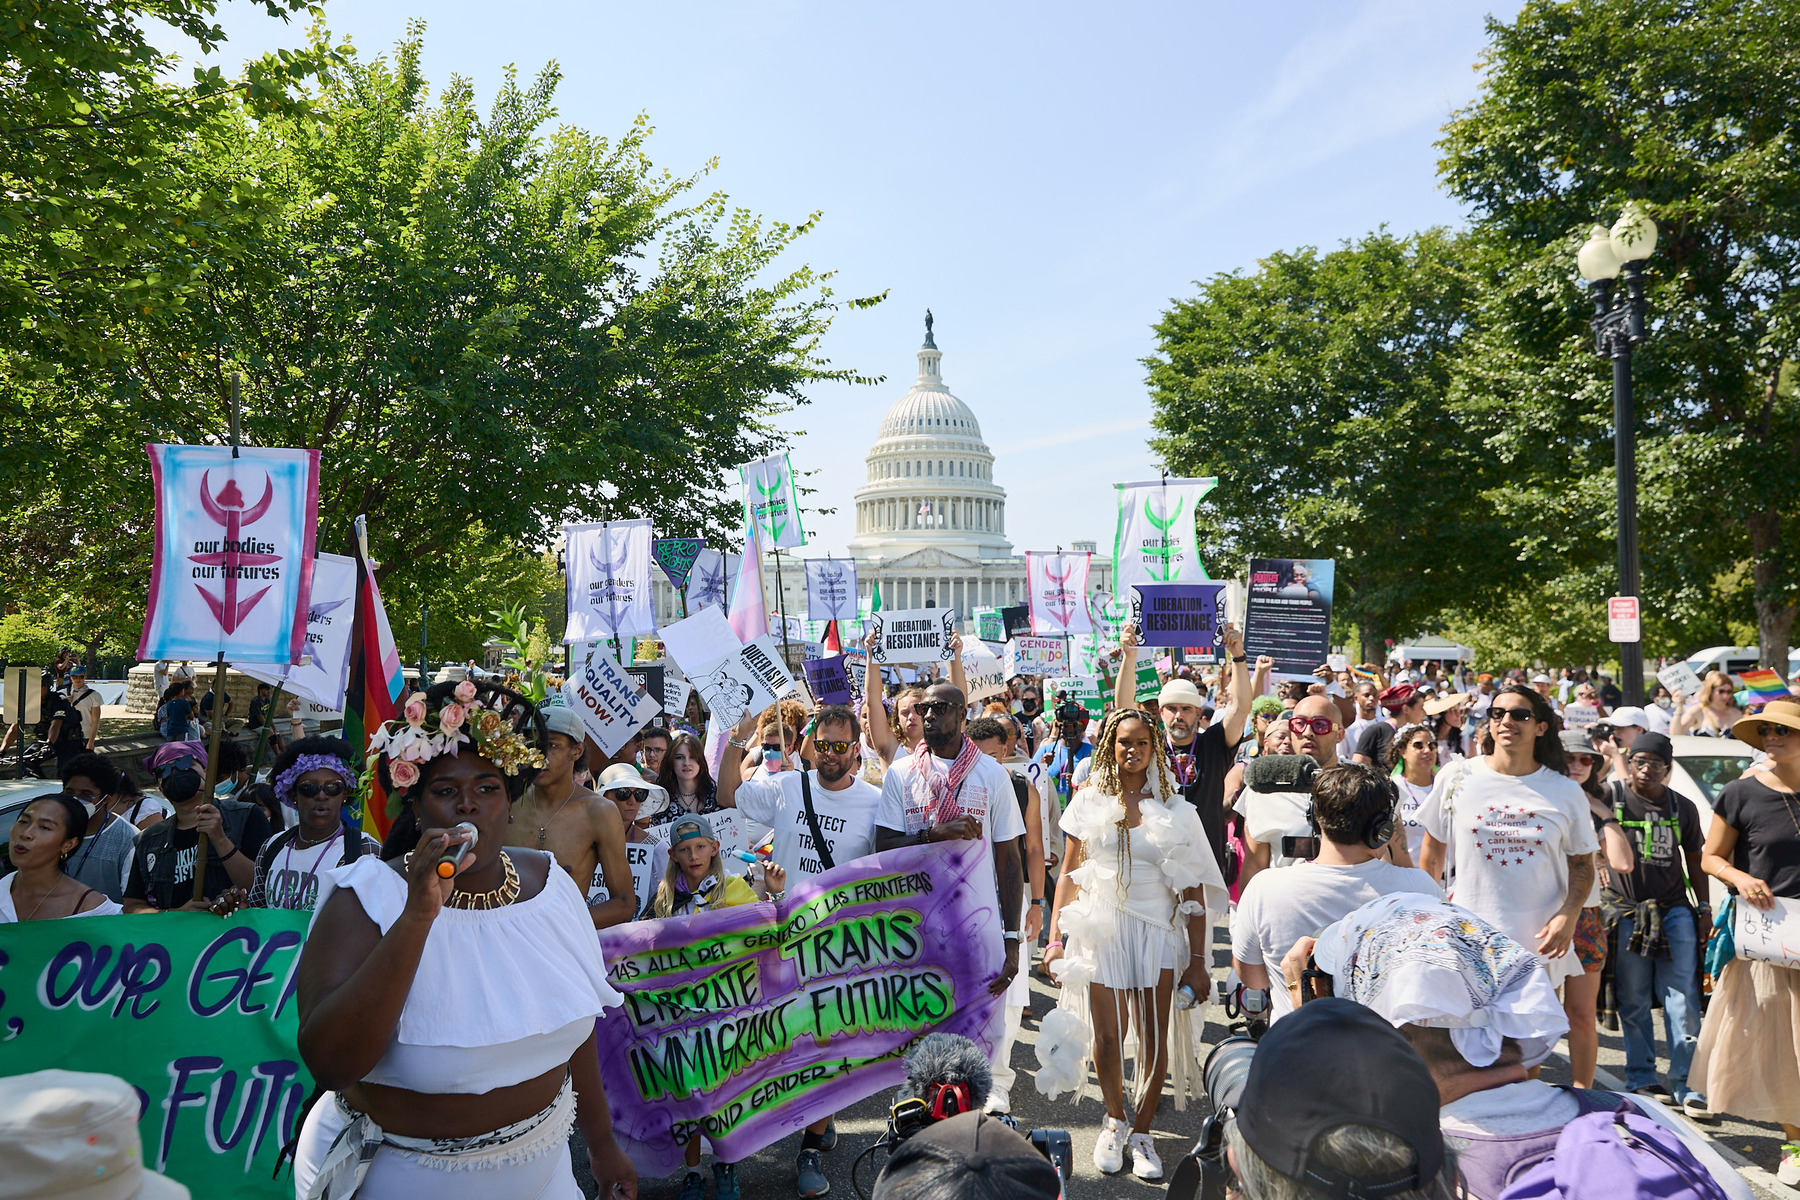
506, 707, 636, 928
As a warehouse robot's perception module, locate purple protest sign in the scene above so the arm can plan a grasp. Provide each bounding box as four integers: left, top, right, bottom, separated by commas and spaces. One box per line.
1131, 582, 1227, 650
802, 654, 853, 704
594, 841, 1005, 1176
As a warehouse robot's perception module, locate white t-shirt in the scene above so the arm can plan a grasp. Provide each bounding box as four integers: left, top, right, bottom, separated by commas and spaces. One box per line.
733, 770, 881, 880
1415, 759, 1599, 984
1233, 858, 1441, 1018
1396, 777, 1434, 863
877, 744, 1027, 845
588, 832, 668, 921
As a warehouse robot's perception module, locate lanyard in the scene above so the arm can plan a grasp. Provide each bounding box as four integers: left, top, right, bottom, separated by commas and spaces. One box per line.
277, 828, 342, 908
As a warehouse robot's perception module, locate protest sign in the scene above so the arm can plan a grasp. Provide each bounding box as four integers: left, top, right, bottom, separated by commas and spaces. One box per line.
689, 549, 740, 612
1657, 661, 1704, 699
1025, 550, 1092, 636
961, 643, 1007, 702
0, 911, 313, 1198
1044, 677, 1103, 717
802, 654, 854, 705
239, 551, 356, 711
653, 537, 707, 590
660, 607, 745, 678
1004, 635, 1067, 678
626, 663, 667, 713
804, 558, 858, 623
1135, 663, 1162, 703
974, 606, 1004, 644
1131, 582, 1227, 651
740, 451, 807, 549
1000, 604, 1032, 641
596, 840, 1005, 1176
1736, 896, 1800, 969
868, 608, 959, 666
565, 519, 657, 643
140, 443, 320, 664
1561, 704, 1601, 731
665, 677, 695, 720
1112, 478, 1217, 589
568, 647, 661, 754
691, 638, 800, 728
1242, 558, 1335, 681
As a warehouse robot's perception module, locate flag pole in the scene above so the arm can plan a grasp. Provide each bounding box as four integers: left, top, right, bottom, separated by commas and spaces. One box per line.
194, 371, 245, 904
774, 545, 794, 668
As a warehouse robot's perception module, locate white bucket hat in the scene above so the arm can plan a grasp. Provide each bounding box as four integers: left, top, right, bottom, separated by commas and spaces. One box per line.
597, 762, 669, 819
0, 1070, 190, 1199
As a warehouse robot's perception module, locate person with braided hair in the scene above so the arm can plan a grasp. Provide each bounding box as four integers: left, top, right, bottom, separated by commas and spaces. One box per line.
1038, 708, 1228, 1181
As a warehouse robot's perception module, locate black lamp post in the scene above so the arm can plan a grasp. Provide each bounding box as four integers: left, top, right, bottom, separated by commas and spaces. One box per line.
1577, 205, 1658, 706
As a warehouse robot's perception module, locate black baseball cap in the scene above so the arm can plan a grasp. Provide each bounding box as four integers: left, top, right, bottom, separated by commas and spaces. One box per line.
873, 1111, 1059, 1200
1235, 998, 1444, 1199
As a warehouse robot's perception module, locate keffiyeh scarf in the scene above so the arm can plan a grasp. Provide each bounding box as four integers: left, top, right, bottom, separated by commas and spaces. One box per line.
910, 736, 982, 828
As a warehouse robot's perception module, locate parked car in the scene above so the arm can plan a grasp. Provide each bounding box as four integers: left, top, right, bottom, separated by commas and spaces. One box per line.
1664, 733, 1756, 905
1683, 646, 1761, 681
0, 776, 75, 874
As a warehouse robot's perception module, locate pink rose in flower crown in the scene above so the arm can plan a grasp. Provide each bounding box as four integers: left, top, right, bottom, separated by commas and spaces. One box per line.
404, 697, 428, 727
439, 702, 467, 733
454, 680, 477, 703
390, 758, 421, 789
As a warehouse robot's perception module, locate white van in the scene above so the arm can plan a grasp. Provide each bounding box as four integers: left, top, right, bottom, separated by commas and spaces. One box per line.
1683, 645, 1760, 681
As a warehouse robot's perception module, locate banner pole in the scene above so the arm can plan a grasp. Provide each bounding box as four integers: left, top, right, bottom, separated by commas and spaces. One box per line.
774, 546, 794, 667
195, 371, 245, 903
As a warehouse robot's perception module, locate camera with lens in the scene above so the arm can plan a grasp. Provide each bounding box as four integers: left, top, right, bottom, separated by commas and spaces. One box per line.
1166, 1037, 1258, 1200
854, 1034, 1072, 1200
1054, 700, 1088, 727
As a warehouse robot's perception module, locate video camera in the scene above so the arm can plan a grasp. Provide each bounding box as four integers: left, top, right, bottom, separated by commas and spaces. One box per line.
1053, 699, 1088, 728
852, 1033, 1073, 1199
1165, 1037, 1258, 1200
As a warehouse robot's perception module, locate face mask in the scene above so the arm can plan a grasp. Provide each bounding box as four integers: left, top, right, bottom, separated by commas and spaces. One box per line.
214, 778, 238, 797
79, 798, 100, 818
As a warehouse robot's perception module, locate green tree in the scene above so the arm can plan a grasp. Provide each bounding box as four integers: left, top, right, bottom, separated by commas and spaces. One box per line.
1145, 228, 1507, 654
1439, 0, 1800, 670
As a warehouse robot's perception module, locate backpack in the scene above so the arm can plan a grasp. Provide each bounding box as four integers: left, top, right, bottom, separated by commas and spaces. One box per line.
1494, 1100, 1730, 1200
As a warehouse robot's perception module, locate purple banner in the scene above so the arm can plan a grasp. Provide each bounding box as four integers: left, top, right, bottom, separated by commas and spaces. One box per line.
802, 654, 853, 704
1130, 582, 1227, 649
595, 841, 1005, 1176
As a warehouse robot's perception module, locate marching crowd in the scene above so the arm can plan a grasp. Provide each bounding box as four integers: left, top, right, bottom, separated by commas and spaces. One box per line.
4, 633, 1799, 1200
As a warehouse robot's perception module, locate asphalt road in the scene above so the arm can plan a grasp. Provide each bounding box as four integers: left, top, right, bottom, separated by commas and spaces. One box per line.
574, 938, 1784, 1200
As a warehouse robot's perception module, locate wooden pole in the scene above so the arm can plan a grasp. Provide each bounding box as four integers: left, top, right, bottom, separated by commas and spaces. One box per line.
194, 372, 245, 903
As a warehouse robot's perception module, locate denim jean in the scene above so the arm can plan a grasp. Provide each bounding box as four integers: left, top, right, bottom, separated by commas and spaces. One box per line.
1614, 906, 1703, 1101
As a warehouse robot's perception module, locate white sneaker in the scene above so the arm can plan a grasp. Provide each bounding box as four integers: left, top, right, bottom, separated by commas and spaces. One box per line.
1129, 1132, 1163, 1180
1093, 1115, 1128, 1174
984, 1087, 1010, 1115
1780, 1144, 1800, 1187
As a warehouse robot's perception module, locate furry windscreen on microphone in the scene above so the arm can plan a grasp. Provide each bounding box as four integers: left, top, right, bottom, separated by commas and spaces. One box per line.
893, 1033, 992, 1110
1243, 753, 1320, 794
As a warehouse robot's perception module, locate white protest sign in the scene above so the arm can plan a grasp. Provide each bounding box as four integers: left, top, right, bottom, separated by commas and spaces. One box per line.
868, 607, 959, 666
238, 551, 356, 710
1004, 635, 1067, 678
665, 677, 694, 719
1658, 661, 1704, 698
659, 606, 744, 678
565, 648, 659, 755
1561, 704, 1601, 730
961, 643, 1007, 702
691, 637, 800, 728
1736, 896, 1800, 969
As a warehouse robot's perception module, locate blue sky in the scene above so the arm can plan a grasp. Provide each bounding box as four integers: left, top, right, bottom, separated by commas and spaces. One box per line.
185, 0, 1517, 560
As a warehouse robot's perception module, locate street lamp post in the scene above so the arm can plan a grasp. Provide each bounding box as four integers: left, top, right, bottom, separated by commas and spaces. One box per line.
1576, 204, 1658, 706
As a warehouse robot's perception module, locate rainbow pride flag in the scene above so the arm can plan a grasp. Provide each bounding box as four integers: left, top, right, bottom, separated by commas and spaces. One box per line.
1739, 667, 1791, 707
345, 515, 405, 842
1351, 666, 1382, 687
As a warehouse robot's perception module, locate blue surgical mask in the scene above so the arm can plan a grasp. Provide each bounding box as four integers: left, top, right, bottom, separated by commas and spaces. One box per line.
214, 778, 239, 797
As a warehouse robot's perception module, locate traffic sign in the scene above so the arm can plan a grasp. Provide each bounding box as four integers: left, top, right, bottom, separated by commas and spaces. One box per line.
1608, 596, 1641, 643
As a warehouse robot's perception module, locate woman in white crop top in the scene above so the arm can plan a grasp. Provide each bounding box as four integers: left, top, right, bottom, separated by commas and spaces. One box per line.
292, 680, 637, 1200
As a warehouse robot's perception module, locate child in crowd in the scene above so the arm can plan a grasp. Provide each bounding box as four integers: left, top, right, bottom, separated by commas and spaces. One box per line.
653, 814, 786, 1200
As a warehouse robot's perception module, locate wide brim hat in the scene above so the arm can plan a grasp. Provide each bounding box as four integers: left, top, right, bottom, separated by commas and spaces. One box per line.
0, 1069, 190, 1199
1735, 698, 1800, 750
597, 762, 669, 818
1424, 691, 1469, 717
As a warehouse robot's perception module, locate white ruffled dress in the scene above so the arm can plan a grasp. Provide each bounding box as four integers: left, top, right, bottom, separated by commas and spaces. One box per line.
1039, 780, 1228, 1110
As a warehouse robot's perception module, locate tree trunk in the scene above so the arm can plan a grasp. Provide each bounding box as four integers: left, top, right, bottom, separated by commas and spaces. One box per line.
1750, 509, 1798, 672
1358, 615, 1382, 669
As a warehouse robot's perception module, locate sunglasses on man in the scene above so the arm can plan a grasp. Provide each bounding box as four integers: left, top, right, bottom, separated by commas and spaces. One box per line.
293, 780, 347, 799
1488, 706, 1537, 724
612, 788, 649, 804
1287, 716, 1336, 736
813, 739, 855, 755
915, 701, 958, 717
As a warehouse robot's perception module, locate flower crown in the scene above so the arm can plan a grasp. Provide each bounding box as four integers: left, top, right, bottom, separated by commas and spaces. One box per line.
364, 679, 547, 794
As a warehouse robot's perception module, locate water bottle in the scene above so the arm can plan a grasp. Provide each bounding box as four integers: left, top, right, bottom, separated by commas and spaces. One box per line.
1175, 983, 1199, 1011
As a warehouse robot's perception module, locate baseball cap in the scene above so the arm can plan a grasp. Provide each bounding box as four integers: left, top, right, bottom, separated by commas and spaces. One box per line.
670, 813, 716, 845
1158, 678, 1205, 709
69, 664, 87, 678
1235, 998, 1444, 1195
1606, 705, 1651, 730
0, 1069, 190, 1199
1531, 673, 1553, 685
540, 705, 586, 746
1376, 683, 1418, 711
873, 1111, 1060, 1200
1559, 729, 1597, 756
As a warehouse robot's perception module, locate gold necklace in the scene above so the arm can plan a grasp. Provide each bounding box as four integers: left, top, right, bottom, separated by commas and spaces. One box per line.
406, 850, 522, 909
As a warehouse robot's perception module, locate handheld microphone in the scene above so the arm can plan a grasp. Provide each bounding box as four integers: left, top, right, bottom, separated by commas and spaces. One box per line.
436, 822, 478, 878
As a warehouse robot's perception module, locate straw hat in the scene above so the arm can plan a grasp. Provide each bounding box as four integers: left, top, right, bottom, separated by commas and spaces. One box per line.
1424, 691, 1470, 717
1734, 697, 1800, 750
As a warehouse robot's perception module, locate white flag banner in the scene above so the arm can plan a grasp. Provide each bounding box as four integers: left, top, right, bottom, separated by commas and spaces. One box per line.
1026, 550, 1093, 636
238, 552, 356, 711
564, 519, 656, 643
688, 549, 740, 612
1112, 478, 1217, 591
739, 451, 807, 550
564, 647, 659, 755
867, 607, 959, 666
804, 557, 858, 622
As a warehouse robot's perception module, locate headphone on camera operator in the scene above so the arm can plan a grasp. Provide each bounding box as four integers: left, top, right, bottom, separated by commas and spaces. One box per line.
855, 1033, 1072, 1200
1243, 757, 1396, 864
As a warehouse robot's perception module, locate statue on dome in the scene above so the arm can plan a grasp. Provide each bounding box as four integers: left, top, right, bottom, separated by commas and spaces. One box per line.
924, 309, 933, 335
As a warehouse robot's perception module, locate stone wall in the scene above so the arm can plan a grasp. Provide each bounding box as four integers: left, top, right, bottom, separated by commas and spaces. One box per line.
126, 662, 273, 717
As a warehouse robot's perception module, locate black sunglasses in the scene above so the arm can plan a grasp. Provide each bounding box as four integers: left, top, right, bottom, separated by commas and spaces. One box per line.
1488, 706, 1537, 724
1759, 723, 1795, 740
612, 788, 649, 804
294, 780, 347, 799
915, 701, 956, 717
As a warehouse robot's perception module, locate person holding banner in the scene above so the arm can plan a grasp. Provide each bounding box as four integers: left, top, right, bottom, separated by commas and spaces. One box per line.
591, 763, 669, 921
293, 679, 636, 1200
1, 793, 124, 921
1039, 709, 1227, 1179
122, 747, 264, 913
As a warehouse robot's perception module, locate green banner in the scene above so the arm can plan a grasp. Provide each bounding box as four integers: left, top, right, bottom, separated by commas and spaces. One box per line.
0, 911, 312, 1198
1135, 663, 1162, 702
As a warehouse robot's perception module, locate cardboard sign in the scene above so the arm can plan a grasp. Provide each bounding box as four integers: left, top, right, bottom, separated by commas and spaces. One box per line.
1562, 704, 1601, 730
691, 637, 800, 728
566, 648, 660, 755
664, 677, 694, 720
1736, 896, 1800, 969
961, 643, 1007, 702
1004, 635, 1067, 678
659, 607, 744, 678
1657, 661, 1704, 698
869, 607, 959, 665
802, 654, 854, 705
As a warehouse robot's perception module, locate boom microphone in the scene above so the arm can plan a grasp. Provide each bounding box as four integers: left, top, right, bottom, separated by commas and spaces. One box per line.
892, 1032, 992, 1114
437, 822, 479, 879
1244, 754, 1320, 794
